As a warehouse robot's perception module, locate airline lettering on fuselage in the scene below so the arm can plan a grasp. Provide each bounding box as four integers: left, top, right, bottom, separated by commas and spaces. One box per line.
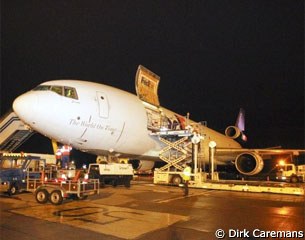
69, 118, 116, 133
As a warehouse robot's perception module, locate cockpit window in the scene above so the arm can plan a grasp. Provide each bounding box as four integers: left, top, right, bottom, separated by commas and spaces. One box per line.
64, 87, 78, 99
51, 86, 63, 95
33, 85, 51, 91
33, 84, 78, 100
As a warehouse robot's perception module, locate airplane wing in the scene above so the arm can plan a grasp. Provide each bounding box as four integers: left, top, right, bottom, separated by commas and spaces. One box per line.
216, 148, 305, 157
215, 148, 305, 175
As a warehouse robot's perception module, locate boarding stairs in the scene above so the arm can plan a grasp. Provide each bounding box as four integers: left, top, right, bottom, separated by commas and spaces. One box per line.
0, 111, 34, 152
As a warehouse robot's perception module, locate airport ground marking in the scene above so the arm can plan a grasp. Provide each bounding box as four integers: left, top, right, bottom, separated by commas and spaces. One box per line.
154, 190, 218, 203
10, 201, 189, 239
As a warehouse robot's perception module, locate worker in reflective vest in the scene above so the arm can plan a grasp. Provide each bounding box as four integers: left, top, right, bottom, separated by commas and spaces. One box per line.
61, 145, 72, 169
182, 163, 192, 196
55, 148, 62, 167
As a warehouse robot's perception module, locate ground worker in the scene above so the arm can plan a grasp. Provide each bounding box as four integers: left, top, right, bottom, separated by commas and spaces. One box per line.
182, 163, 192, 196
61, 144, 72, 169
55, 148, 62, 167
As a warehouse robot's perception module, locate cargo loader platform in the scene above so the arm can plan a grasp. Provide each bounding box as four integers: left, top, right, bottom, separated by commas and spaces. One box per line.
188, 176, 304, 196
152, 129, 305, 196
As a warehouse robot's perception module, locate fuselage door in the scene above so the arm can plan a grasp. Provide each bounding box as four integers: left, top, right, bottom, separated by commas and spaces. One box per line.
135, 65, 160, 106
96, 92, 109, 118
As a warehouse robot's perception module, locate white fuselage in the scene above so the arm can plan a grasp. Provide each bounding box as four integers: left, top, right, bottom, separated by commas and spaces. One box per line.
13, 80, 241, 163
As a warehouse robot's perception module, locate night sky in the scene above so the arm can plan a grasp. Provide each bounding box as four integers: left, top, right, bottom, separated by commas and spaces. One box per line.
1, 1, 304, 151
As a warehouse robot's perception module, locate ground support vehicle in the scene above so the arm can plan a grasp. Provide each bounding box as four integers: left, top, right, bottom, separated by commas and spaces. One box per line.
152, 130, 195, 186
152, 131, 304, 196
88, 163, 134, 187
0, 153, 55, 195
28, 178, 99, 205
276, 163, 305, 183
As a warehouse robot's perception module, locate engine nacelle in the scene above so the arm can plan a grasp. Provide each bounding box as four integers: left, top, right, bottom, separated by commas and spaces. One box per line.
128, 160, 155, 172
225, 126, 242, 139
96, 155, 108, 164
235, 152, 264, 175
225, 126, 247, 142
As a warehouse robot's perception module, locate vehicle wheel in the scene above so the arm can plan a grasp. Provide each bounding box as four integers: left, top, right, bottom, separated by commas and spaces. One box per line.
112, 179, 117, 187
124, 180, 131, 188
100, 178, 105, 188
124, 176, 131, 188
8, 184, 18, 196
290, 176, 299, 183
89, 172, 99, 179
35, 189, 49, 204
49, 190, 63, 205
172, 175, 182, 186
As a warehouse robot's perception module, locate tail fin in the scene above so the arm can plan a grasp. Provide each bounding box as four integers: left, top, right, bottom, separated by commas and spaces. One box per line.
225, 108, 247, 142
235, 108, 247, 142
235, 108, 245, 131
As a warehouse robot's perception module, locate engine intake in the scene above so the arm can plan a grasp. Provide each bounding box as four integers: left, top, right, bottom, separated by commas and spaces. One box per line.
225, 126, 247, 142
235, 152, 264, 175
225, 126, 242, 139
128, 160, 155, 172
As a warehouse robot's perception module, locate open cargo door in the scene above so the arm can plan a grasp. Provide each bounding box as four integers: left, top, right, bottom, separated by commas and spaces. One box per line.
135, 65, 160, 106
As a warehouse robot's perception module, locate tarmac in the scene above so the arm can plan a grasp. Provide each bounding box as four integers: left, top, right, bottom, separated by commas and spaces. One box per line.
1, 178, 304, 240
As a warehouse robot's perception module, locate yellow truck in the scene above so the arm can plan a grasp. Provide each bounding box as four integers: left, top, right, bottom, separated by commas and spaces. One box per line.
276, 162, 305, 183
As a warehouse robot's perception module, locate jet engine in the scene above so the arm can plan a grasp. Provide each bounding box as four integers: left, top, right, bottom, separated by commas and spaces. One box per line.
128, 160, 155, 172
235, 152, 264, 175
225, 126, 242, 139
225, 126, 247, 142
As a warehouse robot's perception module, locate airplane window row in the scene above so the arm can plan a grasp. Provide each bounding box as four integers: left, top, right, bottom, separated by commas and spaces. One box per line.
33, 85, 79, 100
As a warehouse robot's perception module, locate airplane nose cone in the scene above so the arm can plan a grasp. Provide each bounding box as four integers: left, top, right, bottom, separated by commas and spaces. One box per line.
13, 93, 38, 123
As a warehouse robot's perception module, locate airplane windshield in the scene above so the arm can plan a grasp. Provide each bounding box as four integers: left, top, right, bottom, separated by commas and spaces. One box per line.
33, 85, 51, 91
51, 86, 63, 95
64, 87, 78, 99
33, 85, 78, 100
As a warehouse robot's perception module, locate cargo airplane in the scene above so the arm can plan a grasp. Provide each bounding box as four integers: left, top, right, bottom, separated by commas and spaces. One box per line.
12, 65, 304, 175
